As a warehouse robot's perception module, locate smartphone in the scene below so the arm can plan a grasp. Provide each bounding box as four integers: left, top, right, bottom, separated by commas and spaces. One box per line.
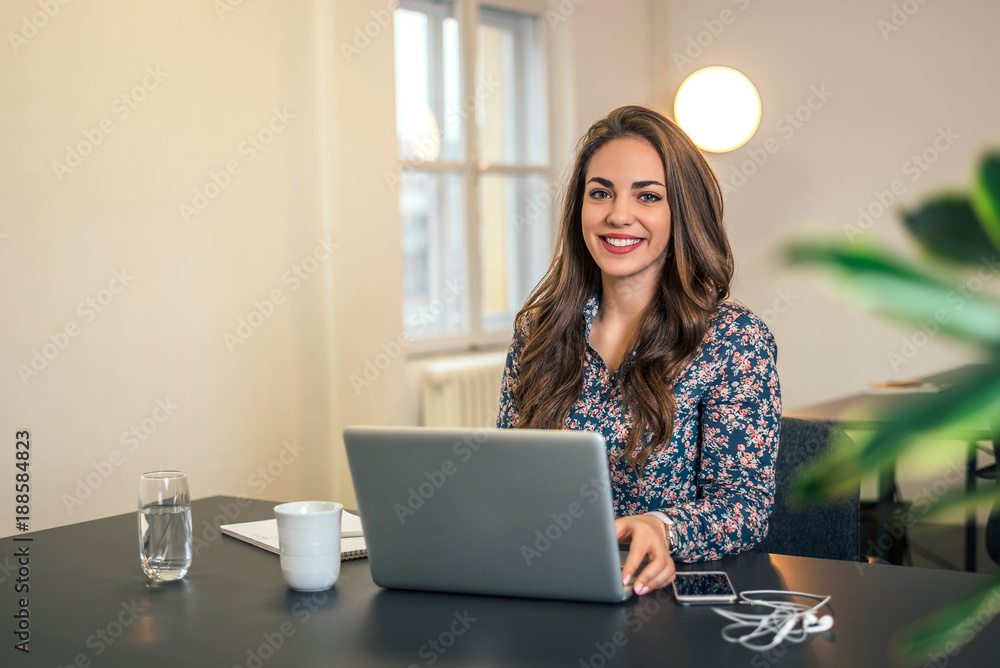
671, 571, 737, 605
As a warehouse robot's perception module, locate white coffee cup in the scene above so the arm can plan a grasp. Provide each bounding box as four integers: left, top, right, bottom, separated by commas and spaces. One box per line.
274, 501, 343, 591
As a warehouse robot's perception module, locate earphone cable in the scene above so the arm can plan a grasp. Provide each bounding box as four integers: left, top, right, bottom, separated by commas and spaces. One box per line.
713, 590, 833, 652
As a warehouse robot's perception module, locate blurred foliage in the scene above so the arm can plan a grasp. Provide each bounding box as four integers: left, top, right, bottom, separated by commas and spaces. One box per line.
902, 196, 995, 264
786, 150, 1000, 665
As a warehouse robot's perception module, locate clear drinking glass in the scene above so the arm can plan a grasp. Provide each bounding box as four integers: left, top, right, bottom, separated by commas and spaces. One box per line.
138, 470, 193, 582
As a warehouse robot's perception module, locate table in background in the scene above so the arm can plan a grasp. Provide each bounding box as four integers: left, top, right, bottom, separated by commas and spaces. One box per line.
2, 496, 998, 667
784, 364, 997, 571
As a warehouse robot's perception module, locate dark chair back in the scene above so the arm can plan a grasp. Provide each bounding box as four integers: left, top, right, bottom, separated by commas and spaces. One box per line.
986, 439, 1000, 565
753, 417, 859, 561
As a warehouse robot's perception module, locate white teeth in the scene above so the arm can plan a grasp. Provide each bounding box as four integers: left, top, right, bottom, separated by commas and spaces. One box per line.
603, 237, 642, 247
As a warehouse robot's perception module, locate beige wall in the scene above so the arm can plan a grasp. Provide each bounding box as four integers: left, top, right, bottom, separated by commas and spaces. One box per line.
663, 0, 1000, 517
0, 0, 658, 534
3, 0, 997, 534
0, 0, 405, 533
663, 0, 1000, 406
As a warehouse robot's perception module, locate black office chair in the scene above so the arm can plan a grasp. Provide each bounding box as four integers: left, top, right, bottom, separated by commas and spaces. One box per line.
979, 438, 1000, 564
753, 417, 860, 562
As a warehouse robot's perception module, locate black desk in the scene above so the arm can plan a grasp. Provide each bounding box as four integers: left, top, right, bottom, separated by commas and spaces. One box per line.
3, 496, 998, 667
784, 364, 997, 571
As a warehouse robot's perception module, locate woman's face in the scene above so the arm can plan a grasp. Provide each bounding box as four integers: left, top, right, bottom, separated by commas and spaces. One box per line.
581, 136, 671, 291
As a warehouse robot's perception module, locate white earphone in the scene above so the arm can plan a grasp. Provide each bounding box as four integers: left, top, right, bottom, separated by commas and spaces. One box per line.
804, 612, 834, 633
713, 590, 834, 651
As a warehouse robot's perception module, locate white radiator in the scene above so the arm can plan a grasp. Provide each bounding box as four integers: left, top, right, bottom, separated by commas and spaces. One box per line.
419, 352, 508, 428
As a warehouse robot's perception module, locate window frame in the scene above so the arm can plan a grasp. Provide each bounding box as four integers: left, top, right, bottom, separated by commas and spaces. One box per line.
395, 0, 554, 357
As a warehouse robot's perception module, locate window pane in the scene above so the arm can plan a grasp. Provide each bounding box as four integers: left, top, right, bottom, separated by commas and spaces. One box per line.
394, 3, 463, 162
478, 8, 546, 166
394, 1, 552, 347
480, 173, 553, 332
401, 171, 468, 338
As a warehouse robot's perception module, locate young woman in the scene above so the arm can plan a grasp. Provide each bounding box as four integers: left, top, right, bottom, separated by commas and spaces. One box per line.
497, 105, 781, 596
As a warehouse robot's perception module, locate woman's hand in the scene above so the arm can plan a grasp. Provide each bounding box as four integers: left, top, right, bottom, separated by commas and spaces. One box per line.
615, 514, 676, 595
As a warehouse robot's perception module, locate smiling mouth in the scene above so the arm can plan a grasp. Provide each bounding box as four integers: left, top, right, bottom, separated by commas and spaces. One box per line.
601, 236, 644, 247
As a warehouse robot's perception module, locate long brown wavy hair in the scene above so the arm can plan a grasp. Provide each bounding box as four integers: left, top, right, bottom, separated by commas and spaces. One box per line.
513, 105, 734, 475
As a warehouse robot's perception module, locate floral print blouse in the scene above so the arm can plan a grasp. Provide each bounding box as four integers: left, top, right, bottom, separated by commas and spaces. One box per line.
497, 294, 781, 562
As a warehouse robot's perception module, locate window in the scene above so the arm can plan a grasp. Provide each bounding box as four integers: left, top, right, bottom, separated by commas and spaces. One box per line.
393, 0, 551, 351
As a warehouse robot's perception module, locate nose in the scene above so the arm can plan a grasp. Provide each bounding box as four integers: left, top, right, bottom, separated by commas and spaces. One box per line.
607, 196, 633, 227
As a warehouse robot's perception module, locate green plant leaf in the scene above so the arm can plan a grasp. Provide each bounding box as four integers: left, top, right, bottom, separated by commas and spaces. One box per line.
919, 484, 1000, 522
902, 196, 997, 264
971, 151, 1000, 252
790, 362, 1000, 500
786, 241, 1000, 348
891, 573, 1000, 665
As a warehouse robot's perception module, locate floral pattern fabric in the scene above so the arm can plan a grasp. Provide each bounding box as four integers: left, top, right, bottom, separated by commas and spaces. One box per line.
497, 294, 781, 562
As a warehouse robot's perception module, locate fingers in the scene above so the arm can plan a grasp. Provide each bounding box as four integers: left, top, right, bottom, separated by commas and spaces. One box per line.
634, 554, 675, 593
614, 517, 632, 542
617, 516, 674, 594
620, 547, 645, 587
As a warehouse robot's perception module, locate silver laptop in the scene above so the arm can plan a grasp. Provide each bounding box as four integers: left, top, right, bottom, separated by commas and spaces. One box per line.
343, 426, 634, 603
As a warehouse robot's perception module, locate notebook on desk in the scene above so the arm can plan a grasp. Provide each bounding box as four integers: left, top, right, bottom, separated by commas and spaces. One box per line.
221, 513, 368, 561
343, 426, 634, 603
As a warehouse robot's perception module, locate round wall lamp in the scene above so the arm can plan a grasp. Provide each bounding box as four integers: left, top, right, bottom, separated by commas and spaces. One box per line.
674, 66, 761, 153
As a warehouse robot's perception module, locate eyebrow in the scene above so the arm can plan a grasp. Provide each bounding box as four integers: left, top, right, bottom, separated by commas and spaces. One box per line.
588, 177, 666, 190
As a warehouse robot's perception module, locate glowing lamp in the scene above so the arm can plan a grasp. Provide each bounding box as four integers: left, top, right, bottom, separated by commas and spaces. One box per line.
674, 66, 761, 152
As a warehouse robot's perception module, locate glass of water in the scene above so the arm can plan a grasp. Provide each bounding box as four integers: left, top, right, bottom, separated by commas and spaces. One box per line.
138, 470, 193, 582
